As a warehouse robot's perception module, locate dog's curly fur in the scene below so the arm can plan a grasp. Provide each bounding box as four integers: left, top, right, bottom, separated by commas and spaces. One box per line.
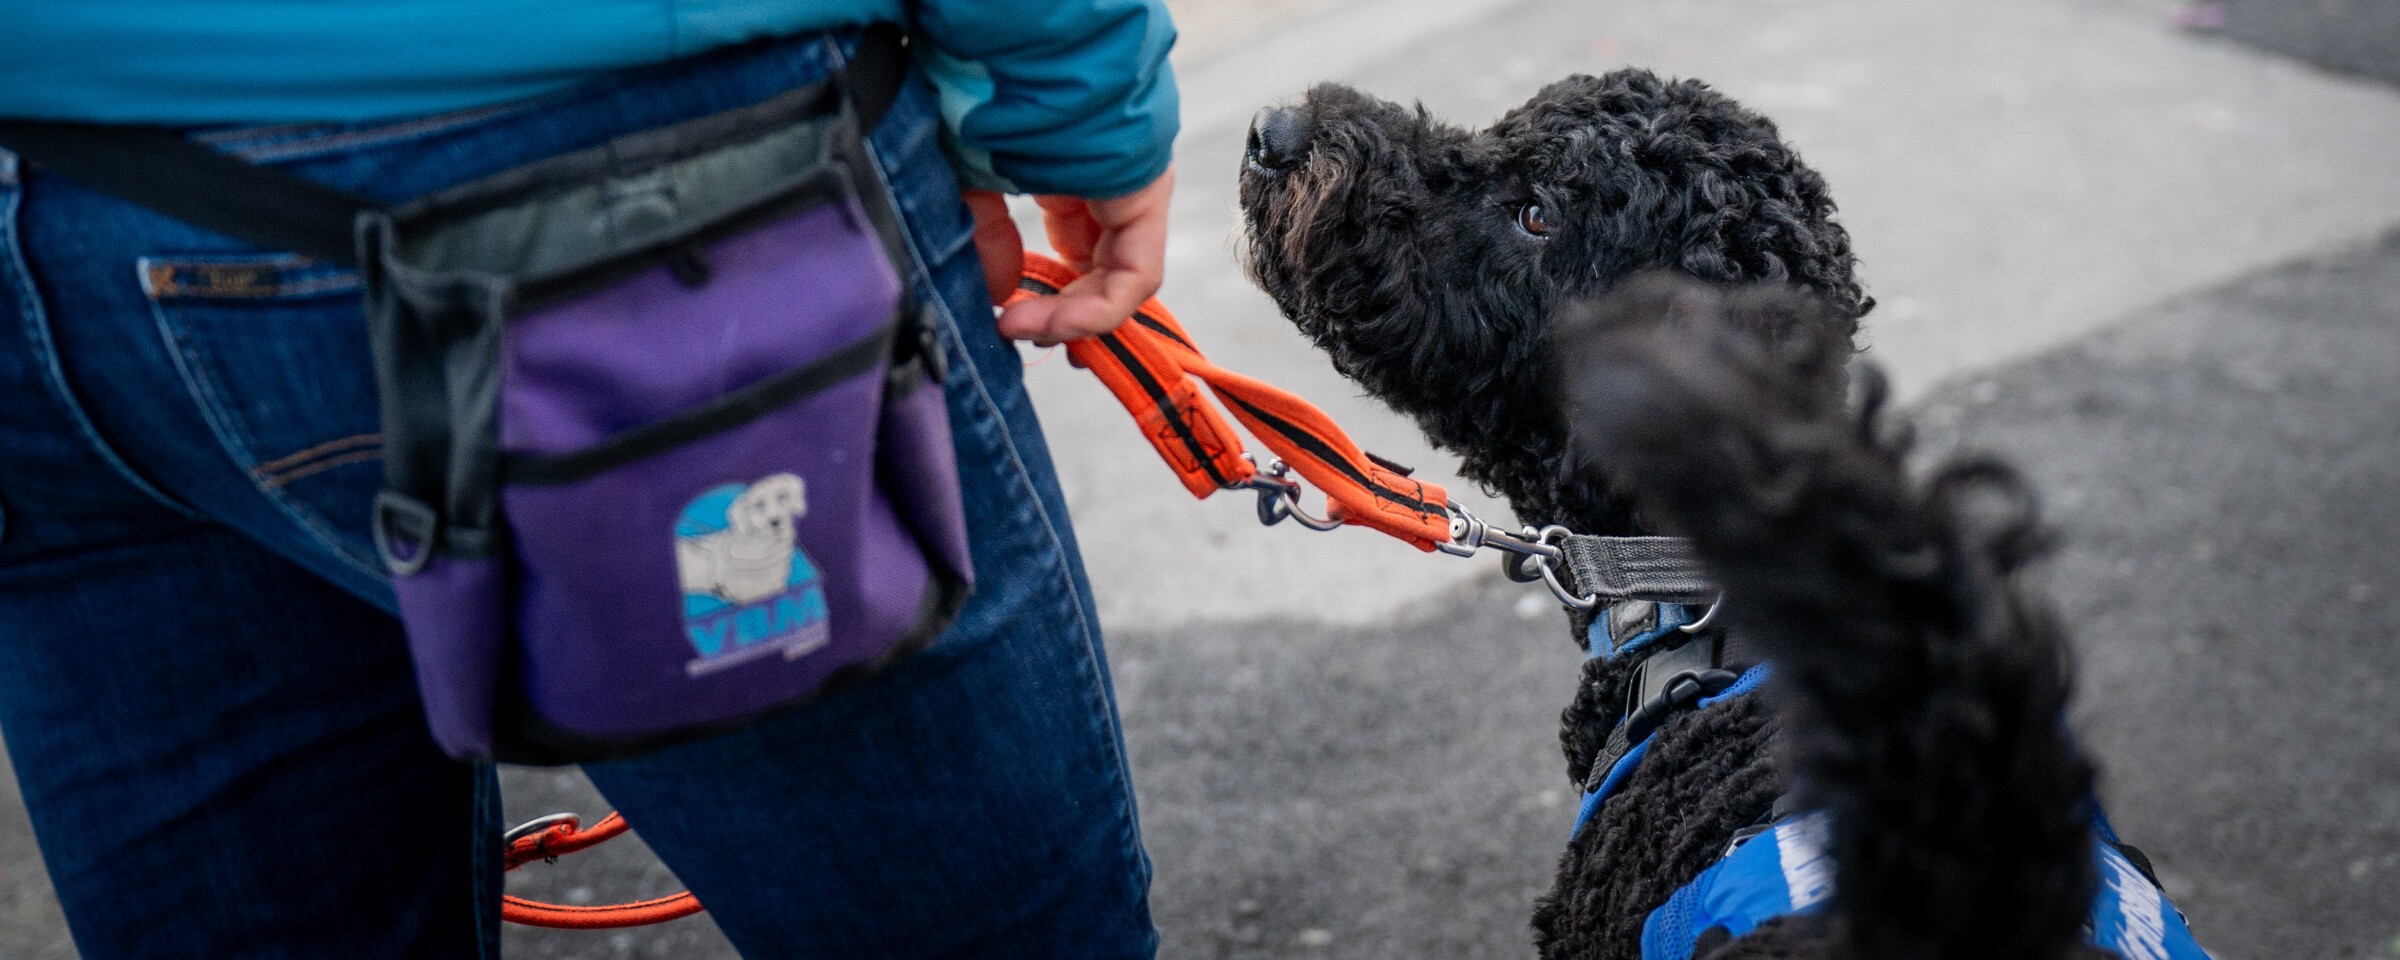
1552, 280, 2105, 960
1239, 71, 2139, 960
1238, 72, 1868, 535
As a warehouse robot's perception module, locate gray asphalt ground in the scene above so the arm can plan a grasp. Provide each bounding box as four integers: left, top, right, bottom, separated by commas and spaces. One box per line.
2224, 0, 2400, 86
4, 0, 2398, 957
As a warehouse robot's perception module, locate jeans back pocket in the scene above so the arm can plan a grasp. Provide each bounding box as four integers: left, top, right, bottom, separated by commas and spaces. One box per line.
141, 254, 384, 576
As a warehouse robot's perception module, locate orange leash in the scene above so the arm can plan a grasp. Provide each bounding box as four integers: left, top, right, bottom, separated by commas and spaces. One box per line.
500, 812, 704, 929
1014, 252, 1454, 550
502, 255, 1490, 932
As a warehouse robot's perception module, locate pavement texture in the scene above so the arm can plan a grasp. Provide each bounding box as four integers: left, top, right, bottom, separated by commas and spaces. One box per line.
2221, 0, 2400, 86
4, 0, 2398, 957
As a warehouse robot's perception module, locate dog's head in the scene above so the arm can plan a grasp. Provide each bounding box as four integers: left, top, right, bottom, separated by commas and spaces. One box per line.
729, 473, 808, 539
1238, 71, 1868, 532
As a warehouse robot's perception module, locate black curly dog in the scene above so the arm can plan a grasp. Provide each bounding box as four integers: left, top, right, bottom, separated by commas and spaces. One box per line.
1238, 72, 2173, 960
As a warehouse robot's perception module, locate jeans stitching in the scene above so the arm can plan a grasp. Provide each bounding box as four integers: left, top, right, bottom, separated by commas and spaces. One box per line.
257, 446, 384, 490
154, 272, 362, 300
140, 274, 387, 580
844, 42, 1152, 922
1, 160, 207, 522
251, 431, 384, 476
140, 254, 361, 301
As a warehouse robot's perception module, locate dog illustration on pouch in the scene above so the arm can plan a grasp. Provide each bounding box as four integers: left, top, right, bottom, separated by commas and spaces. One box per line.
676, 472, 810, 605
1238, 70, 2207, 960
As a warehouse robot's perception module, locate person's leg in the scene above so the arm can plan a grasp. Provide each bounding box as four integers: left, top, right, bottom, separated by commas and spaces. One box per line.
577, 39, 1155, 959
0, 150, 498, 959
0, 47, 879, 960
0, 528, 501, 959
2, 30, 1155, 957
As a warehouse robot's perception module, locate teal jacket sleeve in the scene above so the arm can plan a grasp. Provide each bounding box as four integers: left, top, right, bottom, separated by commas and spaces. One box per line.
908, 0, 1178, 198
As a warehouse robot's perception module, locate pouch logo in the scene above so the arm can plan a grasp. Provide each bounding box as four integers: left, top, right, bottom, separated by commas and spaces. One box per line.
675, 473, 830, 676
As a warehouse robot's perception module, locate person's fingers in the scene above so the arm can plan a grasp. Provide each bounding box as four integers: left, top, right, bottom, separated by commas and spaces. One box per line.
995, 272, 1135, 345
961, 189, 1024, 306
994, 260, 1169, 345
997, 168, 1177, 344
1034, 195, 1101, 271
1081, 172, 1173, 304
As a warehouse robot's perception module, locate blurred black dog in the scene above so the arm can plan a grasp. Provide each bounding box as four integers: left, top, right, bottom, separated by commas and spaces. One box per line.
1238, 73, 2200, 960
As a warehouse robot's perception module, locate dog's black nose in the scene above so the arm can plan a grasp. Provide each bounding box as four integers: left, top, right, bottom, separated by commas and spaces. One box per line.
1247, 106, 1313, 172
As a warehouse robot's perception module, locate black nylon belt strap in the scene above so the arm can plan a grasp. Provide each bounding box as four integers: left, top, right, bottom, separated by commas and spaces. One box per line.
0, 122, 377, 264
836, 23, 908, 136
0, 24, 911, 268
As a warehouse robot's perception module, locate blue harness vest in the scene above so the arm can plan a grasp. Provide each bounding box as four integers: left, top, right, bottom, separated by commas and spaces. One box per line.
1574, 606, 2211, 960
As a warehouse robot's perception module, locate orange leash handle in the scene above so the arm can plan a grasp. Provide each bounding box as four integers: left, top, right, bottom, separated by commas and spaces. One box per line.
1179, 356, 1451, 550
500, 813, 704, 929
1015, 255, 1256, 498
1017, 252, 1452, 550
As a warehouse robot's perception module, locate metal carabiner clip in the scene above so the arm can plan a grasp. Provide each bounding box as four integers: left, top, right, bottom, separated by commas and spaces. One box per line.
1440, 506, 1601, 611
503, 812, 581, 847
1438, 504, 1554, 560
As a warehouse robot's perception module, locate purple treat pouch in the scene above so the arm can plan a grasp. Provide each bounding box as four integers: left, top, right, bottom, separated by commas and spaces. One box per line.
359, 65, 971, 763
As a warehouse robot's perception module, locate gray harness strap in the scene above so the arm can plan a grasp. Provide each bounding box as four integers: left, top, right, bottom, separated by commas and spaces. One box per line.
1557, 535, 1715, 605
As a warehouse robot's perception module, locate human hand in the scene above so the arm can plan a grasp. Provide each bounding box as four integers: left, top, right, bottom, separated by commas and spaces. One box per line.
961, 166, 1175, 346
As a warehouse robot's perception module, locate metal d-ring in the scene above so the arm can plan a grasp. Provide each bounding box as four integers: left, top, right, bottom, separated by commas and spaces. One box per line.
1679, 595, 1725, 634
1531, 525, 1600, 612
1236, 457, 1344, 532
1283, 496, 1344, 531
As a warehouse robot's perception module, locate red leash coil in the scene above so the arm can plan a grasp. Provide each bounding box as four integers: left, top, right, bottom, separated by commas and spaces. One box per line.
500, 813, 703, 929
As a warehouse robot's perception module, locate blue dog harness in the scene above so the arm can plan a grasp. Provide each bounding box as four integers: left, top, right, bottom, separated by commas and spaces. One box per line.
1570, 602, 1763, 838
1637, 813, 2211, 960
1572, 604, 2211, 960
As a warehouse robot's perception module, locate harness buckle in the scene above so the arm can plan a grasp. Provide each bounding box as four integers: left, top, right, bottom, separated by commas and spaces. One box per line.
1620, 667, 1741, 746
1615, 626, 1740, 743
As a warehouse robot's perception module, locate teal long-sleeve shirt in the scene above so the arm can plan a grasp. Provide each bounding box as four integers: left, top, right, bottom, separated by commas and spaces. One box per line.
0, 0, 1177, 197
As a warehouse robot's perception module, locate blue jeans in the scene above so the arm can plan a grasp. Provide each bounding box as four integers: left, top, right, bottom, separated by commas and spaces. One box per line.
0, 34, 1154, 959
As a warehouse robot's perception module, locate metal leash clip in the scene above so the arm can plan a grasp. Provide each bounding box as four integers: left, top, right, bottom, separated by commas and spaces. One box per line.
1440, 504, 1601, 611
1231, 455, 1344, 532
504, 812, 580, 845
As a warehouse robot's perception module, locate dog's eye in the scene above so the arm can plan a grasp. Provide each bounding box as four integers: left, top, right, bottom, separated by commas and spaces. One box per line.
1516, 203, 1551, 239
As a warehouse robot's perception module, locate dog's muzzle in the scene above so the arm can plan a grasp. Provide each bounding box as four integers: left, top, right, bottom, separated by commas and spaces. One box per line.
1246, 106, 1313, 174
